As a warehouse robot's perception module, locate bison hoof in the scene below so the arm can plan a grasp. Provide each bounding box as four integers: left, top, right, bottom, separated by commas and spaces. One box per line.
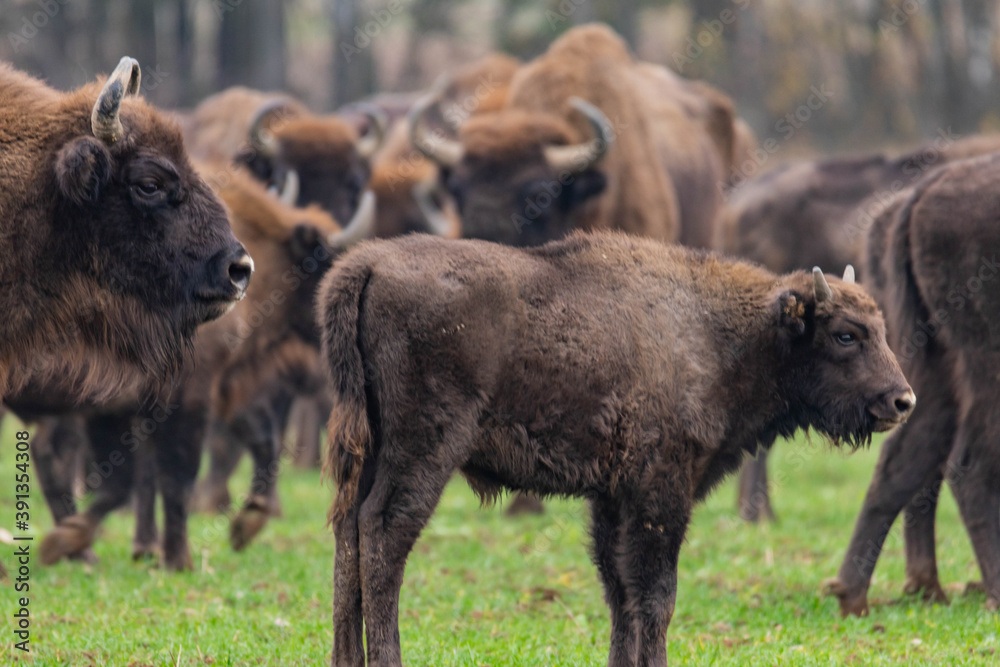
902, 577, 949, 604
964, 581, 986, 595
162, 547, 193, 572
231, 496, 270, 551
68, 548, 99, 565
822, 577, 870, 617
505, 493, 545, 517
40, 515, 97, 566
738, 501, 777, 523
132, 542, 160, 562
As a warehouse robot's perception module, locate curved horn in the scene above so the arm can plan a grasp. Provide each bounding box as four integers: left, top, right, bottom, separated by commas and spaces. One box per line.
355, 104, 387, 159
278, 169, 299, 206
408, 83, 463, 168
843, 264, 856, 284
813, 267, 833, 303
543, 97, 613, 174
91, 56, 141, 144
248, 98, 296, 157
412, 180, 454, 237
327, 189, 376, 249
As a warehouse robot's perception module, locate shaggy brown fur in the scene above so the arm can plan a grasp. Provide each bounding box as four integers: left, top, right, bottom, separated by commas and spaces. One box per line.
318, 231, 912, 666
0, 61, 248, 403
722, 133, 1000, 522
182, 86, 376, 223
428, 25, 738, 248
25, 167, 349, 569
826, 151, 1000, 616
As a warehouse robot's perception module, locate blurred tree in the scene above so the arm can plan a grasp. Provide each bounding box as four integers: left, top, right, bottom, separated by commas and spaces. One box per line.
217, 0, 286, 91
331, 0, 378, 105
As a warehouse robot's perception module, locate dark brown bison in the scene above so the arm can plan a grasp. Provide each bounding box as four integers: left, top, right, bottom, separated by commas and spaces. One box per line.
410, 24, 738, 248
0, 57, 251, 402
180, 86, 383, 224
824, 151, 1000, 616
26, 167, 373, 569
318, 231, 912, 666
722, 132, 1000, 522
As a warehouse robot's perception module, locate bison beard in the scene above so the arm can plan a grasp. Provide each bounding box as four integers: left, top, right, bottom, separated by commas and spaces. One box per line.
318, 232, 912, 666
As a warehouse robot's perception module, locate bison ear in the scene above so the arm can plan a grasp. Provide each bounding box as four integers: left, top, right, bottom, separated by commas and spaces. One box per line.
55, 136, 113, 206
564, 169, 607, 209
775, 290, 809, 339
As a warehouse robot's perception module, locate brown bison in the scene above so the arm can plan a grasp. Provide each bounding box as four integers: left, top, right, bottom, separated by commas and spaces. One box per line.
824, 151, 1000, 616
0, 57, 251, 402
25, 167, 373, 569
410, 24, 738, 247
319, 231, 913, 666
180, 86, 383, 224
722, 132, 1000, 522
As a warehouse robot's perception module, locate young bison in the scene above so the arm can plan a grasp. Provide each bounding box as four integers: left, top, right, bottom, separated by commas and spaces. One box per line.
318, 232, 914, 666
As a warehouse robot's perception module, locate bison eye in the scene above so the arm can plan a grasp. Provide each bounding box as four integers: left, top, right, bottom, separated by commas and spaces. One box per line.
835, 332, 857, 346
136, 181, 160, 196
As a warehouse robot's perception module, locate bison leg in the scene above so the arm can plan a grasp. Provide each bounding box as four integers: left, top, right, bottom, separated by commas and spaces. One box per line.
132, 442, 159, 561
332, 454, 378, 667
32, 416, 88, 525
290, 395, 324, 469
737, 448, 776, 523
901, 470, 947, 603
590, 496, 637, 667
621, 467, 691, 667
39, 411, 135, 566
359, 453, 458, 666
947, 415, 1000, 611
191, 421, 242, 513
828, 380, 956, 616
152, 404, 207, 571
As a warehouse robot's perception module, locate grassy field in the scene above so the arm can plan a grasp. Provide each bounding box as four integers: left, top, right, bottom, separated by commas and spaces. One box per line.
2, 421, 998, 666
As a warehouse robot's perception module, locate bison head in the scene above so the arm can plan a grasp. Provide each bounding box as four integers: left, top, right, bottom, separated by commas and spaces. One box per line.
775, 265, 915, 447
411, 95, 612, 246
50, 57, 252, 378
237, 100, 383, 224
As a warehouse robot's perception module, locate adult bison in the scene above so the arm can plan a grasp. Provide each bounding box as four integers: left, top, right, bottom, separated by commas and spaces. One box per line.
825, 151, 1000, 616
28, 168, 373, 569
410, 24, 738, 247
319, 232, 913, 666
722, 132, 1000, 522
0, 57, 251, 402
180, 86, 383, 224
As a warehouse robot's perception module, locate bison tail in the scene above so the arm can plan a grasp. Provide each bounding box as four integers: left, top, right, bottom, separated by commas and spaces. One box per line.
319, 262, 375, 527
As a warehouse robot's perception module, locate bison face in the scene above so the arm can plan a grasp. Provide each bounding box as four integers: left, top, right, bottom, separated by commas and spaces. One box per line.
53, 58, 252, 343
412, 98, 613, 246
238, 106, 382, 224
777, 266, 914, 448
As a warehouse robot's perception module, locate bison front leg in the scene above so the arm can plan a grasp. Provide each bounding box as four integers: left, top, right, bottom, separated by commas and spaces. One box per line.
40, 411, 135, 566
191, 421, 242, 513
590, 496, 637, 667
621, 467, 692, 667
152, 403, 207, 571
132, 442, 159, 561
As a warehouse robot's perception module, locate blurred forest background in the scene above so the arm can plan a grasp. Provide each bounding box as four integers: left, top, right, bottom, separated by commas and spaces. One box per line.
3, 0, 1000, 155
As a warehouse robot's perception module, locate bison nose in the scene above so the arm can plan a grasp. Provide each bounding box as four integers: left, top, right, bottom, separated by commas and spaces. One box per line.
228, 251, 254, 298
893, 389, 916, 418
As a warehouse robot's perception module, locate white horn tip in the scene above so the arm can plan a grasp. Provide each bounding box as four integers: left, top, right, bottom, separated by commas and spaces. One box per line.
843, 264, 856, 284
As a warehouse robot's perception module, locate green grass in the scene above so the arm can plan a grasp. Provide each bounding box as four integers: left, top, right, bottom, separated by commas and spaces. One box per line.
2, 420, 998, 665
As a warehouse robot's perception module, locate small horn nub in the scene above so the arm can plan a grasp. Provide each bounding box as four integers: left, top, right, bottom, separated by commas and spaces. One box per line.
843, 264, 855, 284
91, 56, 141, 144
813, 266, 833, 303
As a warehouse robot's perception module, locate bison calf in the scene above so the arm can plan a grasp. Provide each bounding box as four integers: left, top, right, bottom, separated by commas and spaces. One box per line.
319, 232, 913, 666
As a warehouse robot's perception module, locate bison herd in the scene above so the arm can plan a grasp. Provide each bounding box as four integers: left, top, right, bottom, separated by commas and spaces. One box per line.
1, 22, 997, 667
